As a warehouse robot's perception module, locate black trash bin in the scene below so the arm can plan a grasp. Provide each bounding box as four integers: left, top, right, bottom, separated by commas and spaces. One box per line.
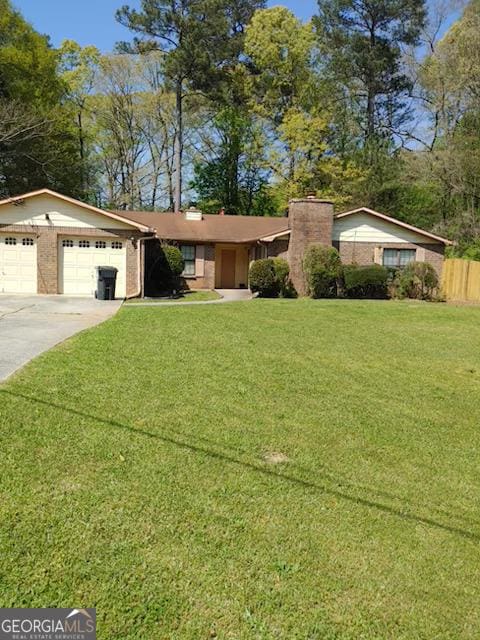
95, 266, 118, 300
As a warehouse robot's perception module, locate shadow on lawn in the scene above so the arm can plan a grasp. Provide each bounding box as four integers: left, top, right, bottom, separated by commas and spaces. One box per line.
2, 388, 479, 543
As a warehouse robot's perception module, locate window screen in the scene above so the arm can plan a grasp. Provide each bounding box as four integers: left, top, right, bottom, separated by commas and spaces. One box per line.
383, 248, 416, 268
181, 245, 196, 276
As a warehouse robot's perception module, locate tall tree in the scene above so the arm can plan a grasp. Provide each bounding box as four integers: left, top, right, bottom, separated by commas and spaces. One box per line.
245, 6, 318, 182
59, 40, 101, 197
0, 0, 83, 197
191, 104, 274, 215
315, 0, 427, 148
116, 0, 265, 212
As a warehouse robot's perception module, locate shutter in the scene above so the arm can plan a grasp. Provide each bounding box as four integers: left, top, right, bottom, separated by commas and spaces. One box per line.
195, 244, 205, 277
374, 246, 383, 265
417, 247, 426, 262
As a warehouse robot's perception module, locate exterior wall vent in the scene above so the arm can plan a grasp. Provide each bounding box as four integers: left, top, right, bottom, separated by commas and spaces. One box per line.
185, 208, 203, 221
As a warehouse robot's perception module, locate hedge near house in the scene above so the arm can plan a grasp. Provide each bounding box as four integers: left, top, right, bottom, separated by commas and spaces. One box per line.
343, 264, 389, 299
145, 242, 185, 296
249, 259, 280, 297
397, 262, 439, 300
272, 257, 296, 298
303, 245, 342, 298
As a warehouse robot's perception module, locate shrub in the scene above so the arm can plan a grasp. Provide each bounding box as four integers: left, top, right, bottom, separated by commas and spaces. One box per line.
343, 264, 389, 299
249, 259, 279, 298
145, 242, 184, 296
303, 245, 342, 298
397, 262, 439, 300
272, 257, 296, 298
163, 244, 184, 278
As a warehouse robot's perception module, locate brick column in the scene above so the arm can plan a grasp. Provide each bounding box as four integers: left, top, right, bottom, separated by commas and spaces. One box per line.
37, 229, 59, 294
287, 197, 334, 296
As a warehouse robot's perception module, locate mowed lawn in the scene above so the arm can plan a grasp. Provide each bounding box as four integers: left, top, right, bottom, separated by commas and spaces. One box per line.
1, 300, 480, 639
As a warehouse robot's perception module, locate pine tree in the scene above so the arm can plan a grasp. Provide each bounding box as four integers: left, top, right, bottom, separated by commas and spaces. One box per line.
116, 0, 265, 212
315, 0, 426, 146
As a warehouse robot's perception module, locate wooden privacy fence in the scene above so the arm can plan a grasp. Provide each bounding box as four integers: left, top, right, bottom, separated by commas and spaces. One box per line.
442, 259, 480, 302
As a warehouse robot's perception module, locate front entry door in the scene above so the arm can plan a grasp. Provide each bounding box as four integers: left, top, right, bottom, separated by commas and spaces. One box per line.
220, 249, 236, 288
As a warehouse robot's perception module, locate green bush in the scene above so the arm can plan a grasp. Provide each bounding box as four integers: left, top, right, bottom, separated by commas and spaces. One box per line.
343, 264, 389, 299
145, 242, 184, 296
397, 262, 439, 300
303, 245, 342, 298
163, 244, 184, 277
249, 259, 279, 298
272, 257, 296, 298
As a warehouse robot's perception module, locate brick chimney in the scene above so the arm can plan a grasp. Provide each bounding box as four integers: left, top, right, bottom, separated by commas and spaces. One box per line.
287, 196, 334, 296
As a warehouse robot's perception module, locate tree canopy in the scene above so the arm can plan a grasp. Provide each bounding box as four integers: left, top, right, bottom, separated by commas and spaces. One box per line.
0, 0, 479, 254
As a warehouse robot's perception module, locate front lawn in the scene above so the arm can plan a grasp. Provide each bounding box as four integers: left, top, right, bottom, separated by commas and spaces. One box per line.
1, 300, 480, 639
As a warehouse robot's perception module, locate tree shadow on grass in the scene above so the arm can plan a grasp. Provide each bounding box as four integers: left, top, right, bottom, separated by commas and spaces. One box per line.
2, 388, 479, 543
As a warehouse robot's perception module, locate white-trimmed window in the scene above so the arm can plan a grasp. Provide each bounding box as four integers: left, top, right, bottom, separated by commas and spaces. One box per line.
22, 238, 34, 246
181, 245, 196, 276
79, 240, 90, 248
112, 241, 123, 250
62, 239, 74, 248
5, 237, 16, 245
95, 241, 106, 249
383, 249, 416, 268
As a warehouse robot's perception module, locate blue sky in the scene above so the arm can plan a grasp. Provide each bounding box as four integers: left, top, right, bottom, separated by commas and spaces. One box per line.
13, 0, 318, 51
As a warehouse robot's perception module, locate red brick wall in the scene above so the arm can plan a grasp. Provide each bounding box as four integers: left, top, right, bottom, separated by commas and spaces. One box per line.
335, 241, 445, 277
0, 224, 143, 296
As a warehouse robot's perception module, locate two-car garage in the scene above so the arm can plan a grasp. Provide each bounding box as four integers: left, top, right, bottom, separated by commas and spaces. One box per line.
0, 189, 150, 298
0, 234, 127, 297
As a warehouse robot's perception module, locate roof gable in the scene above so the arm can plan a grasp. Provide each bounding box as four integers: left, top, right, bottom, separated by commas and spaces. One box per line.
334, 207, 452, 245
0, 189, 152, 232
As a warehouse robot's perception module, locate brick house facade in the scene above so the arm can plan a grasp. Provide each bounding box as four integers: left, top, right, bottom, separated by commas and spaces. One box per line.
0, 189, 451, 298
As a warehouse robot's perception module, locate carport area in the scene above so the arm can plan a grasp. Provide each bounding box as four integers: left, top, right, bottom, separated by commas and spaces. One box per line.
0, 295, 122, 382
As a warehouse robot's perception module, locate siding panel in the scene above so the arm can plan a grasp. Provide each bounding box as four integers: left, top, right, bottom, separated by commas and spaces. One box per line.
333, 213, 437, 244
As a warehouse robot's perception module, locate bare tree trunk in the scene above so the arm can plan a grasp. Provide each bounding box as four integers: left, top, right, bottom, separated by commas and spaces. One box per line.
174, 79, 183, 213
78, 109, 86, 194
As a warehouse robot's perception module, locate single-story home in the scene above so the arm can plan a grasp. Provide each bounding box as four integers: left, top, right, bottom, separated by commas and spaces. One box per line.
0, 189, 452, 297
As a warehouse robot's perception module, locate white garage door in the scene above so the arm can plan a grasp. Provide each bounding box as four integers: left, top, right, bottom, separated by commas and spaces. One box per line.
0, 235, 37, 294
59, 237, 127, 298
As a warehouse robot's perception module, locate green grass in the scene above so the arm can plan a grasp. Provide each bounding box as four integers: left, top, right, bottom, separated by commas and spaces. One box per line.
1, 299, 480, 639
125, 290, 221, 303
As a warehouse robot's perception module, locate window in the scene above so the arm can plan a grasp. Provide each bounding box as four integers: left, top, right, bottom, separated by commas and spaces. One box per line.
79, 240, 90, 248
22, 238, 34, 246
62, 239, 74, 248
5, 237, 16, 245
95, 241, 106, 249
383, 249, 416, 268
181, 245, 196, 276
111, 241, 123, 250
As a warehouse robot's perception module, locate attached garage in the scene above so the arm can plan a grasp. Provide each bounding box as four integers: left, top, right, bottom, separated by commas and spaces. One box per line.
0, 189, 152, 298
0, 235, 37, 294
59, 237, 127, 297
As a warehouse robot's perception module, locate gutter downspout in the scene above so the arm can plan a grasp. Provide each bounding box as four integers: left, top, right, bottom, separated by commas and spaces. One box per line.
126, 232, 157, 300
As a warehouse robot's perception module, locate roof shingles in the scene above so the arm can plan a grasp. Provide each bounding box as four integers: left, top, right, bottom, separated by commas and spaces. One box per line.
113, 211, 290, 244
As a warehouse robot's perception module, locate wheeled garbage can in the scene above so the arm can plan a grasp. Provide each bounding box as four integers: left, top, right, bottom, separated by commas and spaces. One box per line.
95, 266, 118, 300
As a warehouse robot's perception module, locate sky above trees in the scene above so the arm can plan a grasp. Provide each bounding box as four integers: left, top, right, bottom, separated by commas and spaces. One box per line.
14, 0, 317, 50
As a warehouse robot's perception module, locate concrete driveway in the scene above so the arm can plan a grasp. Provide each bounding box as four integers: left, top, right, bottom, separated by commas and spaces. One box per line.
0, 295, 122, 382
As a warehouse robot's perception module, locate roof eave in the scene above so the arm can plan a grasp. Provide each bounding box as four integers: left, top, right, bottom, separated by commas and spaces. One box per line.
259, 229, 291, 243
